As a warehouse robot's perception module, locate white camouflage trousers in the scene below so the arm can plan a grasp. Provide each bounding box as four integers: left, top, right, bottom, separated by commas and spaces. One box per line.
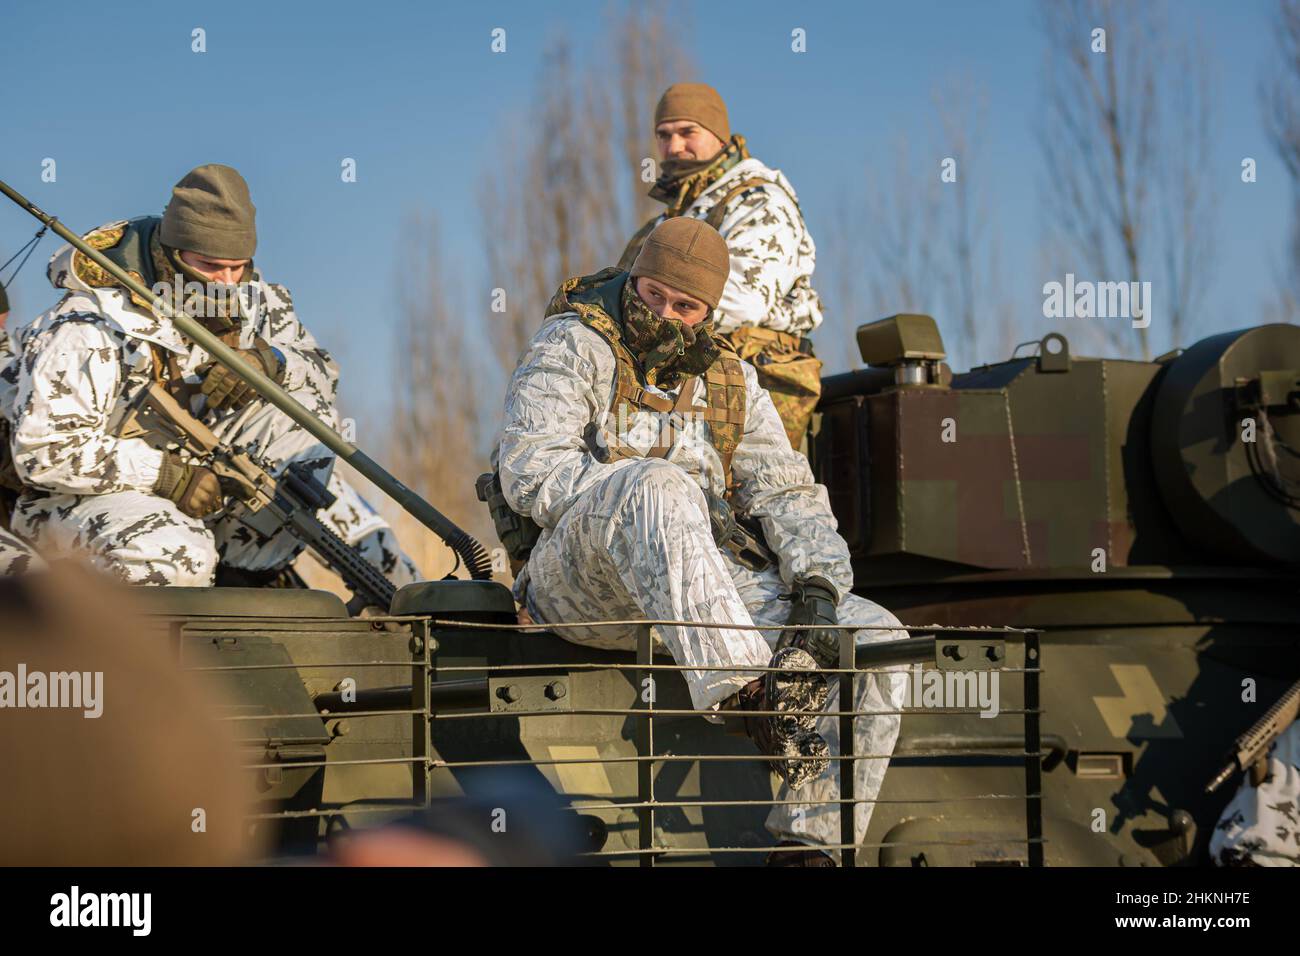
11, 400, 418, 590
523, 458, 908, 851
1211, 721, 1300, 866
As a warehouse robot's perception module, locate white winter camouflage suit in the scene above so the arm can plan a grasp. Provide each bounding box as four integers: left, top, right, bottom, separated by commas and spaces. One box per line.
0, 526, 44, 575
0, 329, 46, 576
0, 230, 418, 590
645, 156, 824, 336
496, 311, 907, 853
1211, 721, 1300, 866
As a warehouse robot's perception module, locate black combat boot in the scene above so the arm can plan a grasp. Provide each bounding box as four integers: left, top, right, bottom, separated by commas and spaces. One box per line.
778, 576, 841, 670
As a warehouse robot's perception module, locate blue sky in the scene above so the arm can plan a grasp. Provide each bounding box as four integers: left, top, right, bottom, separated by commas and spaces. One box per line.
0, 0, 1290, 433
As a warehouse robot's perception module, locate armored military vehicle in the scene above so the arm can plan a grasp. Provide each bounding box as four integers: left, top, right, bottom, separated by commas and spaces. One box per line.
810, 315, 1300, 865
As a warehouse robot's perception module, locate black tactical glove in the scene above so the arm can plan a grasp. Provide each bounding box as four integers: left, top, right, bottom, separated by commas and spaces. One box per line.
777, 576, 840, 670
198, 338, 284, 412
153, 452, 223, 518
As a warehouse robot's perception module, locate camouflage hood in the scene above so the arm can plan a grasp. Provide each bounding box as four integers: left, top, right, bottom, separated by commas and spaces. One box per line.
47, 217, 259, 354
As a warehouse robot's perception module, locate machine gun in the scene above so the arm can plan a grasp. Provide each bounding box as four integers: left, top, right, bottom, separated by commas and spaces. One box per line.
120, 382, 397, 610
1206, 678, 1300, 794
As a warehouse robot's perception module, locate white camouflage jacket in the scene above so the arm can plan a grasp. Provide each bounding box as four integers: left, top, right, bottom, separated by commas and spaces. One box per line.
651, 156, 824, 336
496, 314, 852, 600
0, 229, 339, 497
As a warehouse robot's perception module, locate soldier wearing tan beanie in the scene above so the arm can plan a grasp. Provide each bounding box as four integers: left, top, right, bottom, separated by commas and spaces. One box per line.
5, 164, 421, 602
630, 216, 731, 312
654, 82, 731, 145
492, 180, 906, 869
618, 82, 828, 450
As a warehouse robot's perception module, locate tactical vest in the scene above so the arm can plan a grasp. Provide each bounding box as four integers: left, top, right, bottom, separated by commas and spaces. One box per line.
545, 267, 748, 492
479, 269, 751, 567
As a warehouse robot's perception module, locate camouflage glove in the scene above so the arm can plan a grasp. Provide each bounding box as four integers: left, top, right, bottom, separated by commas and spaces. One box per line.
153, 452, 223, 518
199, 338, 284, 412
778, 576, 840, 670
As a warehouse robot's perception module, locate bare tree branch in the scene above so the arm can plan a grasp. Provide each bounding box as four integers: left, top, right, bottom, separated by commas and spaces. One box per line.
1037, 0, 1217, 357
1263, 0, 1300, 320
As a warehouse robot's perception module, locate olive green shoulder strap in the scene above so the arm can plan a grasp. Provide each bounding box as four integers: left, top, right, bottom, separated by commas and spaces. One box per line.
703, 177, 800, 231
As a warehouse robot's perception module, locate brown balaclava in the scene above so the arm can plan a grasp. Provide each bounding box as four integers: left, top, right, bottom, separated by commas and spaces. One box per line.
160, 164, 258, 261
630, 216, 730, 310
654, 83, 731, 144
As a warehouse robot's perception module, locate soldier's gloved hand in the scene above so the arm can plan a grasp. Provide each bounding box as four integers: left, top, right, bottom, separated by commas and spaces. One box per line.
198, 338, 284, 412
778, 576, 841, 670
154, 453, 224, 518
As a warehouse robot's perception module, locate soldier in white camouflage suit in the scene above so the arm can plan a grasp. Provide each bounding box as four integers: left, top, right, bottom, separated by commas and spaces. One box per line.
0, 165, 417, 596
1211, 721, 1300, 866
618, 83, 826, 449
497, 219, 906, 865
0, 282, 45, 575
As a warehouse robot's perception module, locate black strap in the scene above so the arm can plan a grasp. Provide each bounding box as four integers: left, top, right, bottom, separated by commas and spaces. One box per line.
0, 222, 50, 289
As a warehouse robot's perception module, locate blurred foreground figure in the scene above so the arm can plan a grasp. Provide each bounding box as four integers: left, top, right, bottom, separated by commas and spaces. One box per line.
0, 562, 259, 865
328, 770, 590, 867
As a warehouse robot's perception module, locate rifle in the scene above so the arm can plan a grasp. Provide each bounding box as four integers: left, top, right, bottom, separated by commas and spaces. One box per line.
120, 382, 397, 610
1206, 678, 1300, 794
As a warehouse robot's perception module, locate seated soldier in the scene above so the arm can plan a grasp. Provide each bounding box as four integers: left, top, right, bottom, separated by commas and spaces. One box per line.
0, 164, 417, 596
495, 217, 907, 865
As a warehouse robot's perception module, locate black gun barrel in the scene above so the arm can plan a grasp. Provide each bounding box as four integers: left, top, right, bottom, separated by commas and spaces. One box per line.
1206, 678, 1300, 794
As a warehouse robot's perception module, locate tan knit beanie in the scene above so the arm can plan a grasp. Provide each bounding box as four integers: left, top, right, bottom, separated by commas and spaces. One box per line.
654, 83, 731, 144
630, 217, 730, 309
160, 164, 257, 260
